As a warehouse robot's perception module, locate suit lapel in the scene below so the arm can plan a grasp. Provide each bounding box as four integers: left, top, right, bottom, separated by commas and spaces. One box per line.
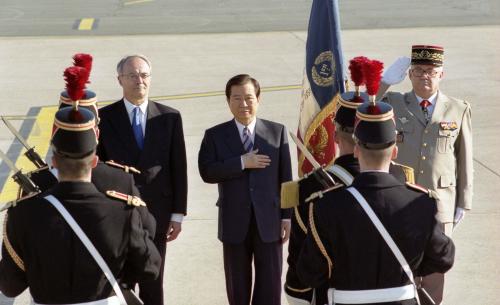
138, 101, 161, 164
254, 118, 270, 154
405, 92, 427, 127
224, 120, 245, 155
430, 92, 449, 125
107, 100, 142, 158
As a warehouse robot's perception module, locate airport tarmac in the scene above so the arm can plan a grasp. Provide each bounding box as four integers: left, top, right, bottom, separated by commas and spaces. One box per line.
0, 6, 499, 305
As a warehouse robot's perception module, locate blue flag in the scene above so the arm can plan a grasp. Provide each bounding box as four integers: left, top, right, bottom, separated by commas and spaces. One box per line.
298, 0, 345, 175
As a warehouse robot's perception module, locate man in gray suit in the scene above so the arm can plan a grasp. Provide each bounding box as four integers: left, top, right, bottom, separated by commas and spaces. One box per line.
198, 74, 292, 305
380, 45, 473, 305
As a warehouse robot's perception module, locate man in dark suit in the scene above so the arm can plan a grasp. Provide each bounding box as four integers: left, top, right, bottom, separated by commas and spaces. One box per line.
97, 55, 188, 305
198, 74, 292, 305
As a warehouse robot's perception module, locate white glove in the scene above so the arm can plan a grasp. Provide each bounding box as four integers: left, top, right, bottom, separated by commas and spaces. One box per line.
382, 56, 411, 85
454, 207, 466, 225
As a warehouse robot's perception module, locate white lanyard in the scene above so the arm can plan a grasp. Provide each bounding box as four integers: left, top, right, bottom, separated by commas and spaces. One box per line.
345, 187, 421, 305
44, 195, 127, 305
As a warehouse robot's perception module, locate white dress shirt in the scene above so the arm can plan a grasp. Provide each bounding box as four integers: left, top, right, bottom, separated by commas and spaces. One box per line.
415, 91, 438, 117
123, 98, 148, 135
234, 118, 257, 170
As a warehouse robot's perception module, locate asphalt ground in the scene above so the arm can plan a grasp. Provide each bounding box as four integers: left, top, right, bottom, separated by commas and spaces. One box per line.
0, 1, 499, 304
0, 0, 499, 36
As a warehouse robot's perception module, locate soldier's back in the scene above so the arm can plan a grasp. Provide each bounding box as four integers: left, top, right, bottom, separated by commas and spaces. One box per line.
3, 181, 161, 304
308, 172, 454, 292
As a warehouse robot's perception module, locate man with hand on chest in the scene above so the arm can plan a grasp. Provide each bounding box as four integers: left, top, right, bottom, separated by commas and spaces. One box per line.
198, 74, 292, 305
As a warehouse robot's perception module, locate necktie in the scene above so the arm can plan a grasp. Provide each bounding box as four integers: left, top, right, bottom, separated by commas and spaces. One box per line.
420, 99, 431, 123
132, 107, 144, 150
242, 127, 253, 153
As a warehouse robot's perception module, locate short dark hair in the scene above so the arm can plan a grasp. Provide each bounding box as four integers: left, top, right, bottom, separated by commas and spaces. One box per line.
357, 143, 394, 167
53, 149, 95, 179
225, 74, 260, 100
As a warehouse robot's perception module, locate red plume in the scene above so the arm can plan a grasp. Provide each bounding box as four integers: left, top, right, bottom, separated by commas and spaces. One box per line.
363, 59, 384, 96
349, 56, 369, 86
73, 53, 92, 72
64, 66, 87, 102
73, 53, 92, 83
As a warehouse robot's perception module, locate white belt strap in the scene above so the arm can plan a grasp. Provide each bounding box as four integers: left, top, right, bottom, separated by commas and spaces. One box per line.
330, 284, 415, 304
345, 187, 420, 305
328, 165, 354, 185
44, 195, 127, 305
35, 296, 121, 305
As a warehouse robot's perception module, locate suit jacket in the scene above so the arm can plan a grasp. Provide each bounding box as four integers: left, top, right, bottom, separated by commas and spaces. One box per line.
198, 118, 292, 243
384, 91, 473, 222
0, 182, 161, 303
297, 172, 455, 303
97, 100, 188, 234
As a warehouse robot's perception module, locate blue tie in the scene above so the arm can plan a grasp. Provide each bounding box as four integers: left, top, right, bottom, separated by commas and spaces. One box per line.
132, 107, 144, 150
242, 127, 253, 153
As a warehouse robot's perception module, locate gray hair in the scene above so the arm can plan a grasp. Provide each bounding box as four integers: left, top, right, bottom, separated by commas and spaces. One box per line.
116, 54, 152, 75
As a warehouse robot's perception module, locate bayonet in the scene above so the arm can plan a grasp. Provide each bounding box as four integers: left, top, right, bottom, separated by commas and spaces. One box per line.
0, 148, 39, 197
2, 116, 47, 168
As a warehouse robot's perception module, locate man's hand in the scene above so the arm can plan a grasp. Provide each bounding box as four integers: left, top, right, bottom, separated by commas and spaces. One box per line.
166, 221, 182, 242
382, 56, 411, 85
281, 220, 291, 244
454, 207, 466, 227
242, 149, 271, 169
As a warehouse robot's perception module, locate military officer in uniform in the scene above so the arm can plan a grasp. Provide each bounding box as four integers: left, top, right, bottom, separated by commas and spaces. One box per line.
380, 45, 473, 304
296, 99, 455, 305
284, 81, 414, 305
0, 104, 161, 304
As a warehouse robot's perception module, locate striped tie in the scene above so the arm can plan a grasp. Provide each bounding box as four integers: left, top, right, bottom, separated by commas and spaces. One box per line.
242, 126, 253, 153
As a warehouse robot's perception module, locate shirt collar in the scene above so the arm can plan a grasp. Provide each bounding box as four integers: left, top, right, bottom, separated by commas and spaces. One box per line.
123, 98, 148, 115
414, 91, 438, 105
234, 118, 257, 136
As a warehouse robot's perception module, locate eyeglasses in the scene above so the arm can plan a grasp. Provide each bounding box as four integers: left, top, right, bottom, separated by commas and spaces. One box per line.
121, 73, 151, 80
411, 68, 440, 78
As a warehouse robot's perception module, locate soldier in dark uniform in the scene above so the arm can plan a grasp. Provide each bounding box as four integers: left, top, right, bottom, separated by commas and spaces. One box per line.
284, 75, 414, 305
296, 98, 455, 305
0, 103, 161, 304
20, 74, 156, 236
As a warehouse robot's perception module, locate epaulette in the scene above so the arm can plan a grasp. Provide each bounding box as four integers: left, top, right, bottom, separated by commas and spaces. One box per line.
405, 182, 429, 194
305, 183, 344, 203
106, 190, 146, 207
392, 161, 415, 184
281, 180, 299, 209
105, 160, 141, 174
5, 192, 39, 211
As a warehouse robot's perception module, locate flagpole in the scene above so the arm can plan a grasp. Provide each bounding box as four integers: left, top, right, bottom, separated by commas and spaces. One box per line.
330, 0, 346, 93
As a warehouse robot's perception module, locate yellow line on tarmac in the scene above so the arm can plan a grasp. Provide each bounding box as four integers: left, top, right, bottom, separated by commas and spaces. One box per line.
99, 84, 302, 106
0, 106, 58, 204
124, 0, 154, 6
78, 18, 95, 31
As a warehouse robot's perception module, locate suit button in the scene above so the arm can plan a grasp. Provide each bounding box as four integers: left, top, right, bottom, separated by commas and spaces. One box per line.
424, 129, 428, 134
250, 188, 254, 192
423, 143, 427, 147
422, 156, 426, 160
420, 170, 424, 174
